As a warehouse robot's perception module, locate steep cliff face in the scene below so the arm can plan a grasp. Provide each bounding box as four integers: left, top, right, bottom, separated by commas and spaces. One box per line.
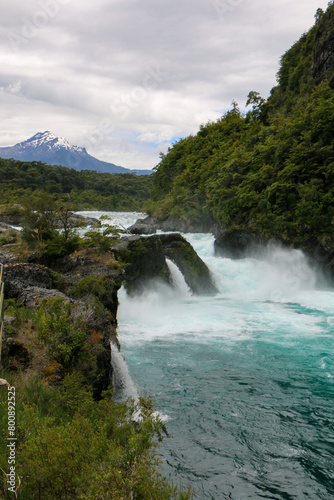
2, 252, 123, 399
313, 6, 334, 87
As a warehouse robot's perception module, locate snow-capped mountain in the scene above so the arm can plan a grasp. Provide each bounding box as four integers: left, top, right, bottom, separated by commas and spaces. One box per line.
0, 132, 151, 175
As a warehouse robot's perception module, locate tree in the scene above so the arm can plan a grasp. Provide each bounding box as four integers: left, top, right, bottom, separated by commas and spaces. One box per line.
246, 91, 266, 121
314, 8, 324, 23
21, 192, 57, 245
21, 192, 81, 260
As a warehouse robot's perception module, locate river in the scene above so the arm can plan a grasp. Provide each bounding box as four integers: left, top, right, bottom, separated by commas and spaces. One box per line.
79, 211, 334, 500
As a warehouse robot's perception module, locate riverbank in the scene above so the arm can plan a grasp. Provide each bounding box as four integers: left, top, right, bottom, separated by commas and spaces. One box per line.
0, 211, 194, 499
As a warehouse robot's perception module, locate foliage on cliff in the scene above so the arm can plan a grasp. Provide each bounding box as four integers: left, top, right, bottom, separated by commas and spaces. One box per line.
0, 372, 191, 499
0, 158, 153, 211
148, 4, 334, 241
0, 260, 192, 499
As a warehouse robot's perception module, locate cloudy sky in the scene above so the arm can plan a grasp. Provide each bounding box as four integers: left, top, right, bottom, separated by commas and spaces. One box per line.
0, 0, 330, 171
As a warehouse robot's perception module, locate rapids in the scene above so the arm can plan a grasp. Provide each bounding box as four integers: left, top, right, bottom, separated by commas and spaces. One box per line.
80, 212, 334, 499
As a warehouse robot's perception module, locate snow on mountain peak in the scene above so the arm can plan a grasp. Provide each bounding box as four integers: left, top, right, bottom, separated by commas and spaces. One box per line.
25, 131, 85, 153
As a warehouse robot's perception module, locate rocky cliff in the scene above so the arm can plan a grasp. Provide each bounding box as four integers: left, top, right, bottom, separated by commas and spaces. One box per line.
214, 227, 334, 284
313, 5, 334, 87
1, 248, 122, 399
0, 229, 217, 397
112, 233, 217, 295
128, 214, 216, 235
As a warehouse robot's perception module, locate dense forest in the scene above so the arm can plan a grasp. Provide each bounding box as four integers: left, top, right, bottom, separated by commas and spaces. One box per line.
148, 4, 334, 245
0, 158, 152, 211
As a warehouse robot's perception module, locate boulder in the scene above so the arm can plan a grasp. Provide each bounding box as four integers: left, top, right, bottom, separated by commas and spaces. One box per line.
159, 233, 218, 294
113, 235, 170, 294
4, 263, 54, 300
214, 228, 268, 259
113, 233, 217, 295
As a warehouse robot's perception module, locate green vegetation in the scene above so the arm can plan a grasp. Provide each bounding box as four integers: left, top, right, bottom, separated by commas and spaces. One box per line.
0, 199, 192, 498
0, 159, 152, 211
0, 298, 192, 499
13, 194, 120, 263
148, 4, 334, 243
81, 216, 120, 253
0, 373, 191, 499
20, 194, 82, 261
37, 297, 96, 373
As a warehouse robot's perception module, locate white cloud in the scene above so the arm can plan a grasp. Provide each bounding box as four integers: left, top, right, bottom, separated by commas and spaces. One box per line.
0, 0, 330, 169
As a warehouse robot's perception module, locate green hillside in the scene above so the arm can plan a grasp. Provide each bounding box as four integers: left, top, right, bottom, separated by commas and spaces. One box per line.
0, 158, 152, 211
148, 4, 334, 245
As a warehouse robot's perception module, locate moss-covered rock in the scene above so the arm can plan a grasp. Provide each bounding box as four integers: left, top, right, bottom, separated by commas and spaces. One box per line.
159, 233, 217, 294
113, 235, 170, 294
113, 233, 217, 295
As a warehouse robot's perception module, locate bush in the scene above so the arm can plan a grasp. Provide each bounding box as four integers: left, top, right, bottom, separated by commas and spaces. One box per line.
36, 297, 89, 370
0, 374, 193, 499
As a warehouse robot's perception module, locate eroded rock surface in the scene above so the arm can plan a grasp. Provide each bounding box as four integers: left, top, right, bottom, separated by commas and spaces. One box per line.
113, 233, 217, 295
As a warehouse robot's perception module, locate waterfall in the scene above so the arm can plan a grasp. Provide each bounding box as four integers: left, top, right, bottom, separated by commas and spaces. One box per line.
166, 258, 191, 296
110, 341, 138, 402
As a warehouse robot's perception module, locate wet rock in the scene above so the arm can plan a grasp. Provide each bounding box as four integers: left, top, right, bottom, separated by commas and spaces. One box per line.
214, 227, 334, 284
128, 215, 215, 235
113, 233, 217, 295
113, 235, 170, 294
214, 228, 268, 259
159, 233, 218, 294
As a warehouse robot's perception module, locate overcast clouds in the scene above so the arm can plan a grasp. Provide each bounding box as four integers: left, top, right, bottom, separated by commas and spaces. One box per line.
0, 0, 330, 170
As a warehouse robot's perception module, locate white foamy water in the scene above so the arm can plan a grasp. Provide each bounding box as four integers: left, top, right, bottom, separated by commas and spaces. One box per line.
110, 342, 139, 402
166, 258, 191, 296
75, 211, 146, 230
117, 230, 334, 499
78, 212, 334, 499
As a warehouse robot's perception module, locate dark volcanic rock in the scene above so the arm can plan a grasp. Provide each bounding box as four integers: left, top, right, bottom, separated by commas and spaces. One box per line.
214, 227, 334, 283
113, 235, 171, 294
159, 233, 218, 294
113, 233, 217, 295
4, 263, 54, 300
4, 261, 70, 306
214, 229, 268, 259
2, 255, 123, 398
128, 215, 215, 235
0, 248, 20, 265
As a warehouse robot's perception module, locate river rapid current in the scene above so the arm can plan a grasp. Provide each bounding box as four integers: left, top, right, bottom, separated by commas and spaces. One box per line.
80, 212, 334, 499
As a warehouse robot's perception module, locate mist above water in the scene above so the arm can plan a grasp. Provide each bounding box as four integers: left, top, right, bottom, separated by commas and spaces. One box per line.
116, 229, 334, 499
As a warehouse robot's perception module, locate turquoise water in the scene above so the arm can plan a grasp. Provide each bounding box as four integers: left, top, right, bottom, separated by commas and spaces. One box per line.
117, 232, 334, 499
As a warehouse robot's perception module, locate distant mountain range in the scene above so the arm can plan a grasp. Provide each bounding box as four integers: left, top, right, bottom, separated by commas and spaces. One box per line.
0, 131, 151, 176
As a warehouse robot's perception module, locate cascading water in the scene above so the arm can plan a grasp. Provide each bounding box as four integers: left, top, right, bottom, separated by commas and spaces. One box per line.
78, 212, 333, 499
166, 258, 191, 296
117, 229, 334, 500
110, 341, 138, 403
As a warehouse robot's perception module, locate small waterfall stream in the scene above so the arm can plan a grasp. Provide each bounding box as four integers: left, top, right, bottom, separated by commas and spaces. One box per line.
80, 212, 334, 499
110, 342, 138, 402
166, 258, 191, 296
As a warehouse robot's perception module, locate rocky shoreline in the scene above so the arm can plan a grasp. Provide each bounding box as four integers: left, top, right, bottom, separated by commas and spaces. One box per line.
0, 220, 217, 396
1, 211, 333, 394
